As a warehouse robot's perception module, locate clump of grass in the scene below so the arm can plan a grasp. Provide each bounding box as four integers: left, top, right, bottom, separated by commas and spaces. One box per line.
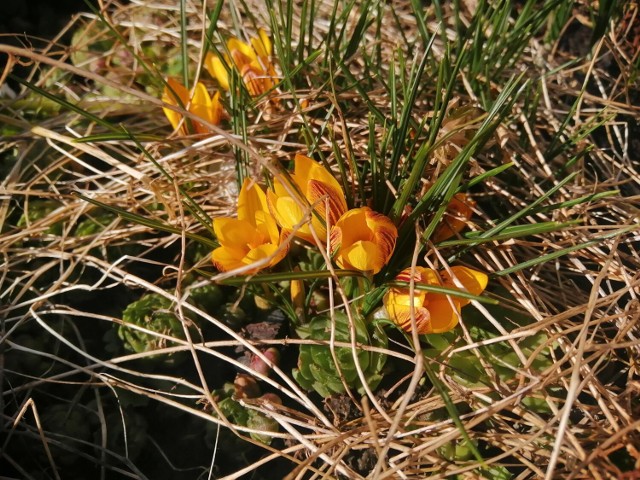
1, 0, 639, 479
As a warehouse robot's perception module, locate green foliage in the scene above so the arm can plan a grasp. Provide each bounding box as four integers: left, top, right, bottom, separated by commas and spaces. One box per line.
117, 284, 229, 355
425, 302, 554, 398
74, 211, 118, 237
17, 199, 63, 235
211, 381, 281, 445
119, 293, 190, 354
293, 310, 388, 397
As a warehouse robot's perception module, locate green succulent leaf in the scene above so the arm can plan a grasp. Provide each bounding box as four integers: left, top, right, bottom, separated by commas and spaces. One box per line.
294, 310, 388, 397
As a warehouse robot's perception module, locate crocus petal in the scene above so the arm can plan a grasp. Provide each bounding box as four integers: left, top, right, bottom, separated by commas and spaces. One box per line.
387, 303, 432, 333
228, 37, 258, 65
252, 28, 272, 59
308, 180, 347, 228
210, 91, 224, 125
267, 191, 313, 241
294, 154, 345, 205
212, 245, 249, 272
162, 79, 223, 134
162, 78, 190, 132
433, 193, 475, 243
240, 65, 268, 97
384, 265, 486, 334
245, 243, 279, 267
440, 266, 489, 306
424, 295, 461, 333
330, 207, 397, 274
206, 53, 230, 91
339, 240, 385, 273
268, 155, 348, 244
189, 82, 213, 133
366, 209, 398, 264
331, 208, 369, 249
254, 209, 280, 245
213, 217, 261, 248
238, 179, 267, 224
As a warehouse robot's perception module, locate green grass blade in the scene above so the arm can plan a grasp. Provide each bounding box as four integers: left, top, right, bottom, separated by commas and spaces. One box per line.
76, 193, 218, 249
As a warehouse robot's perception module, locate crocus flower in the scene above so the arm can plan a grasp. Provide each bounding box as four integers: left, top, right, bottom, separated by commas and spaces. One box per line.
267, 154, 347, 244
330, 207, 397, 274
162, 78, 224, 135
384, 266, 488, 334
432, 193, 475, 243
205, 29, 277, 97
212, 179, 287, 273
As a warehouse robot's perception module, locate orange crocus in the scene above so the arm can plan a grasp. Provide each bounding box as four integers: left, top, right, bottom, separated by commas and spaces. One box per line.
212, 179, 287, 273
432, 193, 475, 243
205, 29, 277, 97
330, 207, 397, 274
162, 78, 224, 135
267, 154, 347, 244
384, 266, 488, 334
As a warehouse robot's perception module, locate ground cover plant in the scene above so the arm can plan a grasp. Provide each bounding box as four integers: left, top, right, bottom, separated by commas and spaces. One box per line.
1, 0, 639, 478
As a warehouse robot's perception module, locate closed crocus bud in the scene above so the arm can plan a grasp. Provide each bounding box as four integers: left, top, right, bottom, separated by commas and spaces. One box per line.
432, 193, 475, 243
384, 266, 488, 334
329, 207, 397, 274
162, 78, 224, 135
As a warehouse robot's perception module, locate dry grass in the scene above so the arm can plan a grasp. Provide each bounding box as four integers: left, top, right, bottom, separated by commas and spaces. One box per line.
1, 0, 639, 479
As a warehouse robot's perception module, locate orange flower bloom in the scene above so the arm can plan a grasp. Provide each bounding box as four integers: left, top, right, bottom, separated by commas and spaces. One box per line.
267, 154, 347, 244
162, 78, 224, 134
432, 193, 475, 243
330, 207, 397, 274
205, 29, 277, 97
384, 266, 488, 334
212, 179, 287, 273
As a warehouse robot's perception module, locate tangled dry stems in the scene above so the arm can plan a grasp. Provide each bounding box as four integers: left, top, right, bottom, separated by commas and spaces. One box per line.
1, 0, 639, 479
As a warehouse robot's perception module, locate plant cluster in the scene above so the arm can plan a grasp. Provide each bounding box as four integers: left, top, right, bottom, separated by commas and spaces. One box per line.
1, 0, 638, 479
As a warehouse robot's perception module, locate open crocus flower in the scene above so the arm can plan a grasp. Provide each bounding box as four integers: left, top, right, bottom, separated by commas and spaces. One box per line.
267, 154, 347, 244
330, 207, 397, 274
205, 28, 277, 97
384, 266, 488, 334
212, 179, 287, 273
162, 78, 224, 135
432, 193, 475, 243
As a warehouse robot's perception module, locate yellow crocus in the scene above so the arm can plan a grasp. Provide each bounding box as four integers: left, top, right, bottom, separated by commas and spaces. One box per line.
384, 266, 488, 334
329, 207, 397, 274
212, 179, 287, 273
162, 78, 224, 135
267, 154, 347, 244
432, 193, 475, 243
205, 29, 277, 97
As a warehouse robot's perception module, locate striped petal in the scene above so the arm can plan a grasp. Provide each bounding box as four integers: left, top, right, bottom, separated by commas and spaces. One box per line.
384, 265, 487, 334
294, 154, 345, 205
330, 207, 397, 274
308, 180, 347, 228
